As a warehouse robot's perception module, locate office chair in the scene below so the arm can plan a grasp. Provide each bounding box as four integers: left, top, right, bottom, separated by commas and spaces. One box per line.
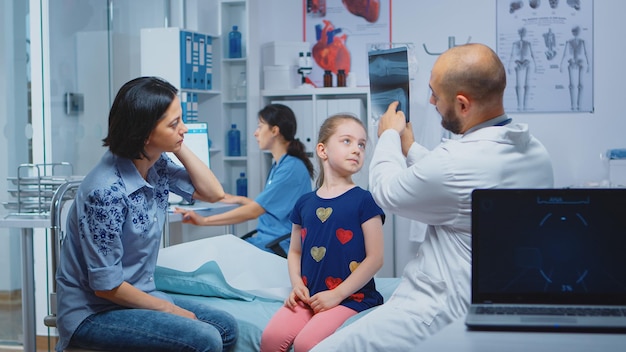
240, 229, 291, 258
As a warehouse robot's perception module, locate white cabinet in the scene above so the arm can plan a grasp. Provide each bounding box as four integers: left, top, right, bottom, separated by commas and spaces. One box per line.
263, 87, 371, 188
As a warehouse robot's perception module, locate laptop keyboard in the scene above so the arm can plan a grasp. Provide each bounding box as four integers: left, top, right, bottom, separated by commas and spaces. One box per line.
475, 306, 626, 317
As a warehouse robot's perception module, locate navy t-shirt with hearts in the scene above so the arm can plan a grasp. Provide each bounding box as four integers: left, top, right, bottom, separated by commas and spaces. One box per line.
290, 186, 385, 312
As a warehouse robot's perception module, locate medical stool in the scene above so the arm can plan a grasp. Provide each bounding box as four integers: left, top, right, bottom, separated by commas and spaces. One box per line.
43, 181, 99, 352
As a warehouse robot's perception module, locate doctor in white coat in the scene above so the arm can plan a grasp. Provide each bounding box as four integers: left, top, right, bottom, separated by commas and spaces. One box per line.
312, 43, 554, 351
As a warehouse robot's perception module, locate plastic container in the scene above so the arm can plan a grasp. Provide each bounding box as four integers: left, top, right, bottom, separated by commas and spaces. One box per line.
264, 65, 294, 90
236, 172, 247, 197
228, 25, 242, 58
227, 124, 241, 156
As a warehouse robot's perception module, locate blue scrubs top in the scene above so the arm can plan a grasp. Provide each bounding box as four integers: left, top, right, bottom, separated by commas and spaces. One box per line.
255, 154, 312, 240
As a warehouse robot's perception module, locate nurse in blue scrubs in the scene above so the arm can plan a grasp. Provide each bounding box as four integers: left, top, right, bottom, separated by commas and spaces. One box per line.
176, 104, 314, 256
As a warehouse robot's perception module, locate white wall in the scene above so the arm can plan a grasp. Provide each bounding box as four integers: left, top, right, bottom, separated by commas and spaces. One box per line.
256, 0, 626, 275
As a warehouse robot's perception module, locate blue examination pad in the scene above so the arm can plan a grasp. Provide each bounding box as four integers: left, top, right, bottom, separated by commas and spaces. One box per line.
155, 260, 257, 301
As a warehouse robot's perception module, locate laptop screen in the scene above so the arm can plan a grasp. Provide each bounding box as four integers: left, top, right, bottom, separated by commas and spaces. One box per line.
471, 188, 626, 305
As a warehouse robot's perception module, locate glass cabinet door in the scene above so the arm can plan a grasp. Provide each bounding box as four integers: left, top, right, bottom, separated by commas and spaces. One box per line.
0, 0, 32, 347
1, 0, 173, 350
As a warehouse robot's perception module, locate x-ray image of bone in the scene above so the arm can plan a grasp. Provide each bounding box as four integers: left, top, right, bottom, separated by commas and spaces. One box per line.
369, 56, 411, 84
508, 27, 537, 111
368, 47, 411, 121
371, 88, 408, 122
560, 25, 589, 111
543, 28, 557, 60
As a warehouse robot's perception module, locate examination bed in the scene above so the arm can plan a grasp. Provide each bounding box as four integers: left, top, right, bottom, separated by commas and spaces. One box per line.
155, 234, 401, 352
45, 182, 399, 351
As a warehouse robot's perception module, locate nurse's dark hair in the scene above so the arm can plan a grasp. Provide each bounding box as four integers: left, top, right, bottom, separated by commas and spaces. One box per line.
102, 76, 178, 160
258, 103, 314, 178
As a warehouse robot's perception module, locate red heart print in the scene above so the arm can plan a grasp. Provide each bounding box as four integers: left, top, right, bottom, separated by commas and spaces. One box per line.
301, 228, 307, 242
325, 277, 343, 290
336, 228, 353, 244
349, 293, 364, 302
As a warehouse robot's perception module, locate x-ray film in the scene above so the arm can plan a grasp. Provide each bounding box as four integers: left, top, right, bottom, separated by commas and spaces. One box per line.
368, 46, 410, 122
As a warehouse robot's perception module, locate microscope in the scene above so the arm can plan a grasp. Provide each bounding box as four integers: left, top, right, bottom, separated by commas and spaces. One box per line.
297, 51, 315, 88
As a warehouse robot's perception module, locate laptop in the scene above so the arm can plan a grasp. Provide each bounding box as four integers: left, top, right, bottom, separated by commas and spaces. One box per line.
465, 188, 626, 332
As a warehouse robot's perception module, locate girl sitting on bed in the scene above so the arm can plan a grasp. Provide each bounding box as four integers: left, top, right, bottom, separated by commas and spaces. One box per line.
260, 114, 385, 352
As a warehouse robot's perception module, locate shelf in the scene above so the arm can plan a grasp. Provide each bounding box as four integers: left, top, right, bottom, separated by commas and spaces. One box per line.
223, 156, 247, 162
222, 57, 247, 63
223, 100, 247, 104
262, 86, 370, 97
181, 88, 221, 95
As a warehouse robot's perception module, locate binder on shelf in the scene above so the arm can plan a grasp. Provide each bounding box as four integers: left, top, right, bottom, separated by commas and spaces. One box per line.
205, 36, 213, 90
191, 32, 200, 90
194, 32, 206, 90
180, 91, 189, 123
189, 92, 199, 122
180, 30, 194, 89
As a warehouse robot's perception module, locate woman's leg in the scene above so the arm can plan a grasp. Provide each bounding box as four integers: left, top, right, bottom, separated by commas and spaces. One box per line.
173, 296, 239, 351
260, 302, 313, 352
293, 305, 357, 352
71, 305, 230, 352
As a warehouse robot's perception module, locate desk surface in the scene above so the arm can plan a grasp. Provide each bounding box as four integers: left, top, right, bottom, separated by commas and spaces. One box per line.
415, 319, 626, 351
167, 201, 238, 223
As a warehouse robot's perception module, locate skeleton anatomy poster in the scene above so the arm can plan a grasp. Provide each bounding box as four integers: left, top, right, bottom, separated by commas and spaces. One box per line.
303, 0, 391, 87
497, 0, 593, 113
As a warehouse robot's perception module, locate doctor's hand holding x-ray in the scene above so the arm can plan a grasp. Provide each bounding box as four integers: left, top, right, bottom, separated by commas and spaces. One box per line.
377, 101, 415, 157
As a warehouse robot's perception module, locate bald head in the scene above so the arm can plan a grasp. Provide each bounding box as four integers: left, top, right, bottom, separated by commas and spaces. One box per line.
434, 43, 506, 107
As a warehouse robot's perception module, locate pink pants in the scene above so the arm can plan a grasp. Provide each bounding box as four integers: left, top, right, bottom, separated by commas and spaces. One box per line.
260, 302, 357, 352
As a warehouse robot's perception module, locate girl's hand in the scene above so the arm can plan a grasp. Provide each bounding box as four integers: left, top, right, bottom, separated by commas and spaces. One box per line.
285, 283, 310, 309
308, 290, 343, 314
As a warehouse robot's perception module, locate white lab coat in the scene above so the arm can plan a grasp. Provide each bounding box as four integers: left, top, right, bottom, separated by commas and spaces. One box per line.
312, 121, 554, 351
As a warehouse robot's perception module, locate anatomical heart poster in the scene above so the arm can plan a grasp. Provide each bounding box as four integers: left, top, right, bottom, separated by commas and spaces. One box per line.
304, 0, 391, 87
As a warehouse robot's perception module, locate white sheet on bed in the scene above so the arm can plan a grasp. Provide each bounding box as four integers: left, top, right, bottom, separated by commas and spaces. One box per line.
157, 234, 292, 300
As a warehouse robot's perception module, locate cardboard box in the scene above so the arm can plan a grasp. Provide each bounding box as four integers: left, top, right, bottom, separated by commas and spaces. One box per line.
264, 65, 300, 90
262, 41, 311, 67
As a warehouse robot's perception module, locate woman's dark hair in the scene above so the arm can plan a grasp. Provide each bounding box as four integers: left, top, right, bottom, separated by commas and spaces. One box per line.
258, 104, 314, 179
102, 76, 178, 160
